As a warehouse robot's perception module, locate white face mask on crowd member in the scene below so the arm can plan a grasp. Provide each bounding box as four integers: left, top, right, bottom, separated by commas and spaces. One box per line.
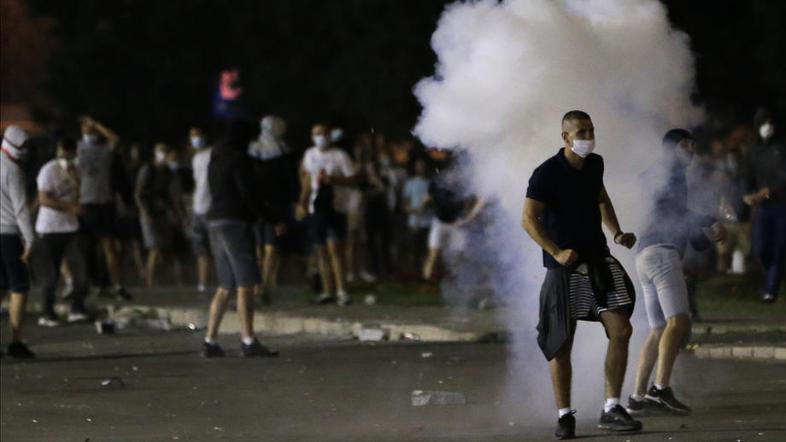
190, 136, 206, 149
570, 138, 595, 158
154, 150, 167, 164
83, 133, 98, 144
759, 122, 774, 141
313, 134, 329, 150
1, 125, 29, 160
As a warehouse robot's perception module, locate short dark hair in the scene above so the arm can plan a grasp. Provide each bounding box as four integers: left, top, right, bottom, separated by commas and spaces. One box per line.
562, 110, 591, 125
661, 128, 692, 147
58, 136, 77, 152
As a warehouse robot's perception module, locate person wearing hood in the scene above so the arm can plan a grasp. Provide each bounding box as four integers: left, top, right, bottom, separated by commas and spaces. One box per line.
743, 109, 786, 304
76, 115, 132, 301
248, 115, 296, 301
0, 125, 36, 358
627, 129, 724, 417
297, 123, 357, 307
202, 120, 284, 358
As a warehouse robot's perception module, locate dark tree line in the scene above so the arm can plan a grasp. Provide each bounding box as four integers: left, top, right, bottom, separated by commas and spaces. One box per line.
8, 0, 786, 146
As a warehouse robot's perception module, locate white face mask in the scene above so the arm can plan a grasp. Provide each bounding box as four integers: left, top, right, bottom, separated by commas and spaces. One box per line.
313, 134, 328, 149
154, 151, 167, 164
190, 136, 206, 149
570, 138, 595, 158
759, 123, 774, 140
83, 133, 98, 144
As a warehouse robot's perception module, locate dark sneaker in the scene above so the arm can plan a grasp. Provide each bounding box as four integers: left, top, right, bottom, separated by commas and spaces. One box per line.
645, 386, 691, 415
259, 291, 273, 306
555, 410, 576, 439
762, 293, 776, 304
201, 342, 225, 358
626, 394, 667, 416
598, 405, 642, 432
7, 342, 36, 359
241, 339, 279, 358
115, 287, 133, 301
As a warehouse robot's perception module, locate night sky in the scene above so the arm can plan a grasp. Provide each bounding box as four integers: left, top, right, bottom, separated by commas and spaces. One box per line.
4, 0, 785, 148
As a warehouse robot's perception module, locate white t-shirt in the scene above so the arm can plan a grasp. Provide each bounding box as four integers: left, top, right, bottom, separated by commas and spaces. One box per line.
35, 160, 80, 234
77, 140, 114, 204
302, 146, 354, 214
191, 148, 212, 215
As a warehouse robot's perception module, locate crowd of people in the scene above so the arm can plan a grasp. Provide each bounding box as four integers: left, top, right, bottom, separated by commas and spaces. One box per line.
0, 107, 782, 361
0, 113, 488, 358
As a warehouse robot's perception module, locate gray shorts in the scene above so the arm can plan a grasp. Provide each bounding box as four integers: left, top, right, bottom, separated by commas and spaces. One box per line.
208, 220, 260, 290
635, 245, 690, 329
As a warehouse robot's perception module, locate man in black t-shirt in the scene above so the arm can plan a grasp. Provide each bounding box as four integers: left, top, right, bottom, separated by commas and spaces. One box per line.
522, 110, 641, 439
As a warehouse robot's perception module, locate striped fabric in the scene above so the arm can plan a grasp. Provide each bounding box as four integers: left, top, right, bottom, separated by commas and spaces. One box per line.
568, 257, 632, 320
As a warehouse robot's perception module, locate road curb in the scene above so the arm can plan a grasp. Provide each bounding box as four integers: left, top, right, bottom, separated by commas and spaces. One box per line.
693, 344, 786, 362
692, 323, 786, 335
169, 306, 487, 342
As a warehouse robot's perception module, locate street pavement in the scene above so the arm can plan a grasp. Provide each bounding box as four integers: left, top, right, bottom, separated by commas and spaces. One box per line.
2, 321, 785, 441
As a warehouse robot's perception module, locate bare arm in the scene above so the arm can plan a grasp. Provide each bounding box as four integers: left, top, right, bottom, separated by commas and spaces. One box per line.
295, 161, 311, 219
38, 191, 77, 213
134, 168, 152, 221
599, 185, 636, 248
455, 196, 486, 226
93, 119, 119, 147
522, 197, 577, 266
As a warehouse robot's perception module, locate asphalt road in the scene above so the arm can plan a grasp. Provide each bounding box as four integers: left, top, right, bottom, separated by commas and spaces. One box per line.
1, 322, 785, 442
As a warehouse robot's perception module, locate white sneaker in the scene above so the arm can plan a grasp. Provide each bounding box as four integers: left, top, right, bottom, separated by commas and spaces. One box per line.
38, 316, 61, 327
337, 290, 352, 307
314, 292, 336, 305
762, 293, 776, 303
197, 284, 207, 293
67, 312, 89, 323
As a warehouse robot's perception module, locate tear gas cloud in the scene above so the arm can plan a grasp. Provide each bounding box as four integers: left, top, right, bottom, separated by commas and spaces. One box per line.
414, 0, 702, 422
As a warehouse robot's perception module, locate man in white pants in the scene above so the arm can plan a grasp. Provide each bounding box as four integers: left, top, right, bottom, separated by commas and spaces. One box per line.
628, 129, 724, 416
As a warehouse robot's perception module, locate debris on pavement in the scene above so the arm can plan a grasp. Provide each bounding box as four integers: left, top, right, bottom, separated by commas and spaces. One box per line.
364, 294, 377, 305
100, 377, 126, 389
401, 332, 421, 341
358, 325, 387, 342
411, 390, 466, 406
421, 352, 433, 359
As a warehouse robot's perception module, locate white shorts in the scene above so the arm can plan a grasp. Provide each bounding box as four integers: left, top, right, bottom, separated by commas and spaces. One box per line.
427, 218, 466, 251
635, 245, 690, 329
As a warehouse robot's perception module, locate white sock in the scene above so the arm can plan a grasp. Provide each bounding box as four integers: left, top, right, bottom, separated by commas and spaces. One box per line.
604, 398, 620, 412
631, 393, 644, 401
241, 336, 255, 346
204, 337, 215, 345
558, 408, 572, 418
654, 383, 666, 390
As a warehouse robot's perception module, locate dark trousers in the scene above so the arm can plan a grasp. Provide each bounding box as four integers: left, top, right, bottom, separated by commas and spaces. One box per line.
752, 206, 786, 296
39, 232, 87, 316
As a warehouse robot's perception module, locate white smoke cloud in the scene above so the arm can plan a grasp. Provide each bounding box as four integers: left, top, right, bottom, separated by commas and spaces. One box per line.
414, 0, 703, 422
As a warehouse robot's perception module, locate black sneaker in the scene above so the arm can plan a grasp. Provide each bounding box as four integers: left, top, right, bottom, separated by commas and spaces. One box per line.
645, 386, 691, 415
626, 394, 667, 416
598, 405, 642, 432
7, 342, 36, 359
201, 342, 225, 358
762, 293, 776, 304
115, 287, 133, 301
555, 410, 576, 439
241, 339, 279, 358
